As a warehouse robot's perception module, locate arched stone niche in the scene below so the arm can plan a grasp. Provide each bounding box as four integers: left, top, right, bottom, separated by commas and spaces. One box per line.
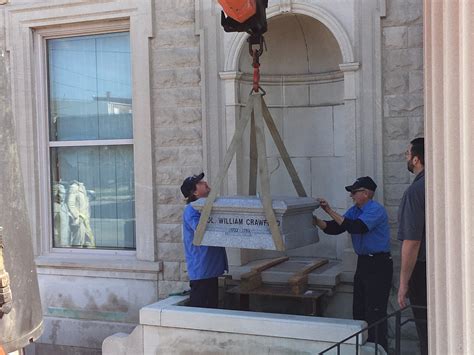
219, 5, 359, 264
200, 0, 384, 267
235, 14, 348, 260
239, 14, 342, 75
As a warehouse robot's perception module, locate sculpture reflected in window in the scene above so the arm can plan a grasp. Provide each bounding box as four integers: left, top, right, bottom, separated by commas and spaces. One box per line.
53, 183, 71, 247
67, 180, 95, 248
53, 181, 95, 248
50, 146, 135, 250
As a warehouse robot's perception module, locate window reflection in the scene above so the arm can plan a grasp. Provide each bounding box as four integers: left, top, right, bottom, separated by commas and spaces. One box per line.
51, 146, 135, 249
48, 32, 133, 141
48, 32, 135, 250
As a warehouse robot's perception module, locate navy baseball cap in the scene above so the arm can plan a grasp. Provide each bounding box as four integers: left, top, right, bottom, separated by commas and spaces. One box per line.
180, 173, 205, 198
345, 176, 377, 192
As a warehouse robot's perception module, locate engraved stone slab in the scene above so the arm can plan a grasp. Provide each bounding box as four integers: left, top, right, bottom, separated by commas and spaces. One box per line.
191, 196, 319, 250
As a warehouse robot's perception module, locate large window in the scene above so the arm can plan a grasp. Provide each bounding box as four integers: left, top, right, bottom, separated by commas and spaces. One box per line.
48, 32, 135, 249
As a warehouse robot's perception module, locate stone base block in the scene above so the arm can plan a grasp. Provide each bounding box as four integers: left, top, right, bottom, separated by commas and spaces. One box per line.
104, 296, 381, 355
192, 196, 319, 250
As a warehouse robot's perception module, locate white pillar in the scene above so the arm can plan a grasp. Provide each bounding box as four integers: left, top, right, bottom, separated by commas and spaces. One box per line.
424, 0, 474, 354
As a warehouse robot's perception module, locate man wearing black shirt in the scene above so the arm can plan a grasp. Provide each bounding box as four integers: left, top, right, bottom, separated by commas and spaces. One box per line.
397, 137, 427, 355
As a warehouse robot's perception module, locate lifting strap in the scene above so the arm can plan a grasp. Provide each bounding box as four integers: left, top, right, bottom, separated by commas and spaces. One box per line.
193, 92, 307, 250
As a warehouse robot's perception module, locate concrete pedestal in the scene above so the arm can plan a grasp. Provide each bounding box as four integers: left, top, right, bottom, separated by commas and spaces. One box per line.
103, 296, 386, 355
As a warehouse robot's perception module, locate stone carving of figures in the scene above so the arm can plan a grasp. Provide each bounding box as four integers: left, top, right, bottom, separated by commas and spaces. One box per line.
67, 180, 95, 247
53, 183, 71, 247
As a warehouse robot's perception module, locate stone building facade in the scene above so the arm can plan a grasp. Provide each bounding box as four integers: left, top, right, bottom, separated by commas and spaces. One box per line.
0, 0, 424, 354
381, 1, 424, 350
152, 0, 203, 299
382, 0, 424, 244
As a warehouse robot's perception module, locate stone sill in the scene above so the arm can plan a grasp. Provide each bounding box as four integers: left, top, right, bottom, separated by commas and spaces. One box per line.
35, 255, 162, 280
140, 296, 367, 345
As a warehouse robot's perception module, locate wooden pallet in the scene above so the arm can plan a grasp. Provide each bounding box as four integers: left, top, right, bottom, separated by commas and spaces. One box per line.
239, 257, 329, 295
227, 257, 331, 315
227, 284, 327, 316
288, 258, 329, 295
240, 256, 289, 291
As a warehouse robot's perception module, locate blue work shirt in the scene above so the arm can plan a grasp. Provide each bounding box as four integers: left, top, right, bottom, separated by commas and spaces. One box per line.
344, 200, 390, 255
182, 204, 228, 281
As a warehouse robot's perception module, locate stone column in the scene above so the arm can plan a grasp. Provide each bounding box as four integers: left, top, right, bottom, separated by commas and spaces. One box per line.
424, 0, 474, 354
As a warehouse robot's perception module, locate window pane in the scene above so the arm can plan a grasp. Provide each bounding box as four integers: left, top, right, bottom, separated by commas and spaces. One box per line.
50, 146, 135, 249
48, 32, 133, 141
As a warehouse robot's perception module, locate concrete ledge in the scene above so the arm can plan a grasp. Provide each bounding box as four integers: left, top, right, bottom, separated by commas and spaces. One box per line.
139, 296, 367, 345
139, 295, 188, 325
35, 255, 162, 280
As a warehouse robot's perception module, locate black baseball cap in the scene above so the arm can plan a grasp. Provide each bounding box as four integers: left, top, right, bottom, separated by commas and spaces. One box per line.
180, 173, 205, 198
345, 176, 377, 192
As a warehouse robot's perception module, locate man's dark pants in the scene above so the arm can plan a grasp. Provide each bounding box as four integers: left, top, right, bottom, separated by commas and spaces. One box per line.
409, 261, 428, 355
189, 277, 219, 308
353, 253, 393, 350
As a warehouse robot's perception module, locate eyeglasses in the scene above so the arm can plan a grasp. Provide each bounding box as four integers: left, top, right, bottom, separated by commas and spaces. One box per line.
350, 189, 366, 195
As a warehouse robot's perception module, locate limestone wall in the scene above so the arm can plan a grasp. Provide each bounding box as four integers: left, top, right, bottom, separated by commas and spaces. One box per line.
382, 0, 424, 240
151, 0, 203, 297
381, 1, 424, 352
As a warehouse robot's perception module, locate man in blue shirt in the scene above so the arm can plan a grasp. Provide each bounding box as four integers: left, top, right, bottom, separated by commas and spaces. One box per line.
313, 176, 392, 350
180, 173, 228, 308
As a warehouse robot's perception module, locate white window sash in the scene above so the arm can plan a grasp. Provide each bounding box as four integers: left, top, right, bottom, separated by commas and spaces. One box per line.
49, 139, 134, 148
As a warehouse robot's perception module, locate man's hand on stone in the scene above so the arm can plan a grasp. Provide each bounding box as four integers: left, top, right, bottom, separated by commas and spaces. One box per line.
316, 198, 331, 213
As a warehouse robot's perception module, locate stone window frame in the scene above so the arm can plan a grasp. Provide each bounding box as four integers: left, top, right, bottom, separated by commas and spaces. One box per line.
6, 1, 156, 263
